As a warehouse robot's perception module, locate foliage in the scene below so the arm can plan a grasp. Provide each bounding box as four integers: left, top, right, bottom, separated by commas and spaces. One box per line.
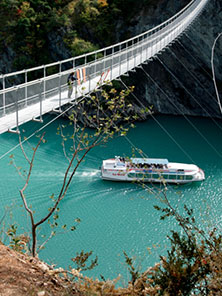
118, 201, 222, 296
7, 224, 29, 252
71, 250, 98, 271
0, 0, 160, 71
123, 251, 141, 284
64, 34, 99, 57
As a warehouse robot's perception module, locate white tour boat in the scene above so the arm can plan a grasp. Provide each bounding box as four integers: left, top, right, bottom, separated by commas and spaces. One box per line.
101, 157, 205, 184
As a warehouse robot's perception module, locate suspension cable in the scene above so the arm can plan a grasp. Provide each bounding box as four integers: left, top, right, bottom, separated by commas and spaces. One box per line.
168, 48, 219, 106
119, 78, 197, 164
156, 56, 222, 131
0, 103, 77, 161
211, 32, 222, 114
140, 65, 222, 158
177, 40, 212, 80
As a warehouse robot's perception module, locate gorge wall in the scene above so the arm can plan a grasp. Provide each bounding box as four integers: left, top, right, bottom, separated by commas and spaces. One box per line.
122, 0, 222, 118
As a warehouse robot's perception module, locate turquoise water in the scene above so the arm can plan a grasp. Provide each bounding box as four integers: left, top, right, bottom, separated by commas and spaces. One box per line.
0, 114, 222, 285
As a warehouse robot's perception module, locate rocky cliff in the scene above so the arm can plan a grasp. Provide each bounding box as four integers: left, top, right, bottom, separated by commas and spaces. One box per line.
122, 0, 222, 118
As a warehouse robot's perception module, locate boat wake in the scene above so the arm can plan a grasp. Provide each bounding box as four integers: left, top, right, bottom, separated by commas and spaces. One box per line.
80, 170, 100, 177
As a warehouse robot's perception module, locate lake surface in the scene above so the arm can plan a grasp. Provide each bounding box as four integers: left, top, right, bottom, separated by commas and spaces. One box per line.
0, 114, 222, 285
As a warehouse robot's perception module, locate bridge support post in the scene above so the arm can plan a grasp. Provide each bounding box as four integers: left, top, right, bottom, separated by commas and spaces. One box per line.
88, 64, 91, 91
133, 39, 136, 68
59, 74, 62, 112
15, 88, 19, 132
25, 70, 27, 107
126, 41, 129, 72
119, 44, 121, 76
140, 35, 143, 64
3, 75, 5, 116
95, 53, 97, 77
32, 80, 43, 123
8, 87, 20, 134
43, 66, 46, 102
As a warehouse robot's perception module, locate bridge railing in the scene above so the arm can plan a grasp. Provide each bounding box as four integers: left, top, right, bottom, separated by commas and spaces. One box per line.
0, 0, 208, 120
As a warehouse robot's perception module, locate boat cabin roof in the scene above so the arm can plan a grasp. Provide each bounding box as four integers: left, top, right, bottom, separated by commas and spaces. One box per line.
131, 158, 169, 165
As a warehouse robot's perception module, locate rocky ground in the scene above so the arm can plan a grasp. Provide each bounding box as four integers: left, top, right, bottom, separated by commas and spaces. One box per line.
0, 242, 79, 296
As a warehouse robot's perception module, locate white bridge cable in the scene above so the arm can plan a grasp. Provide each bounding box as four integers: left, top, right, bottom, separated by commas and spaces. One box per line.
0, 86, 148, 162
177, 40, 213, 80
119, 78, 197, 164
167, 48, 220, 106
184, 31, 222, 115
0, 78, 111, 160
0, 88, 107, 162
211, 32, 222, 115
140, 65, 222, 159
84, 89, 149, 159
0, 102, 79, 161
156, 56, 222, 132
184, 33, 212, 63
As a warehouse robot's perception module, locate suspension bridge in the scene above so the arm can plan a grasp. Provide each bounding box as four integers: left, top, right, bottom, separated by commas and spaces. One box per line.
0, 0, 209, 134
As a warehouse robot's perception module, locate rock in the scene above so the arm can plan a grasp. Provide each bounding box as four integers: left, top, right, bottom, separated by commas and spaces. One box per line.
37, 291, 45, 296
123, 0, 222, 118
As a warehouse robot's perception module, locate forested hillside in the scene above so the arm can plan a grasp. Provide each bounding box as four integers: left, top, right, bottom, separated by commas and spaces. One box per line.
0, 0, 150, 72
0, 0, 188, 73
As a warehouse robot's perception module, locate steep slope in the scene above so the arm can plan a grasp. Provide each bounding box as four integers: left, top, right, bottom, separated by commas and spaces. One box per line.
123, 0, 222, 117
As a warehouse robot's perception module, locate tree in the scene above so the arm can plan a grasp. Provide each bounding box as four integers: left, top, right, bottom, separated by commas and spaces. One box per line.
14, 83, 136, 257
122, 181, 222, 295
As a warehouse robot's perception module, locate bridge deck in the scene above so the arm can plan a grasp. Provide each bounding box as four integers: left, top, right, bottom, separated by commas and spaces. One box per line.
0, 44, 151, 134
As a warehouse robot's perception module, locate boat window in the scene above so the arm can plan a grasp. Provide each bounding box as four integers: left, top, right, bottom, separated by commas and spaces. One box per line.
136, 173, 144, 179
152, 174, 160, 179
185, 175, 193, 180
161, 174, 168, 179
128, 173, 136, 178
178, 175, 184, 180
144, 174, 152, 179
168, 174, 177, 180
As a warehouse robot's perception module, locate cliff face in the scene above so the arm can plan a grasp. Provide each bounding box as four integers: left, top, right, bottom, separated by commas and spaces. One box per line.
123, 0, 222, 118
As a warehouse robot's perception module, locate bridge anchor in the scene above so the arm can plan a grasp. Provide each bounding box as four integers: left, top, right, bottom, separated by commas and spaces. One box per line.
8, 128, 20, 134
32, 117, 43, 123
52, 108, 62, 113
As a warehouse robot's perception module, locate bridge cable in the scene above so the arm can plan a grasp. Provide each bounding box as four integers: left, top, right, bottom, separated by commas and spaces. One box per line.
177, 40, 213, 80
0, 103, 77, 161
156, 56, 222, 132
140, 64, 222, 159
184, 31, 222, 114
0, 79, 115, 161
119, 78, 197, 164
119, 77, 202, 202
184, 33, 211, 62
167, 48, 221, 108
0, 85, 148, 162
84, 89, 149, 159
211, 32, 222, 114
86, 82, 190, 204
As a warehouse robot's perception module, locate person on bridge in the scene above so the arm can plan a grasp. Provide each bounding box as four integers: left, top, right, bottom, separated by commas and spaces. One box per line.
67, 71, 77, 98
